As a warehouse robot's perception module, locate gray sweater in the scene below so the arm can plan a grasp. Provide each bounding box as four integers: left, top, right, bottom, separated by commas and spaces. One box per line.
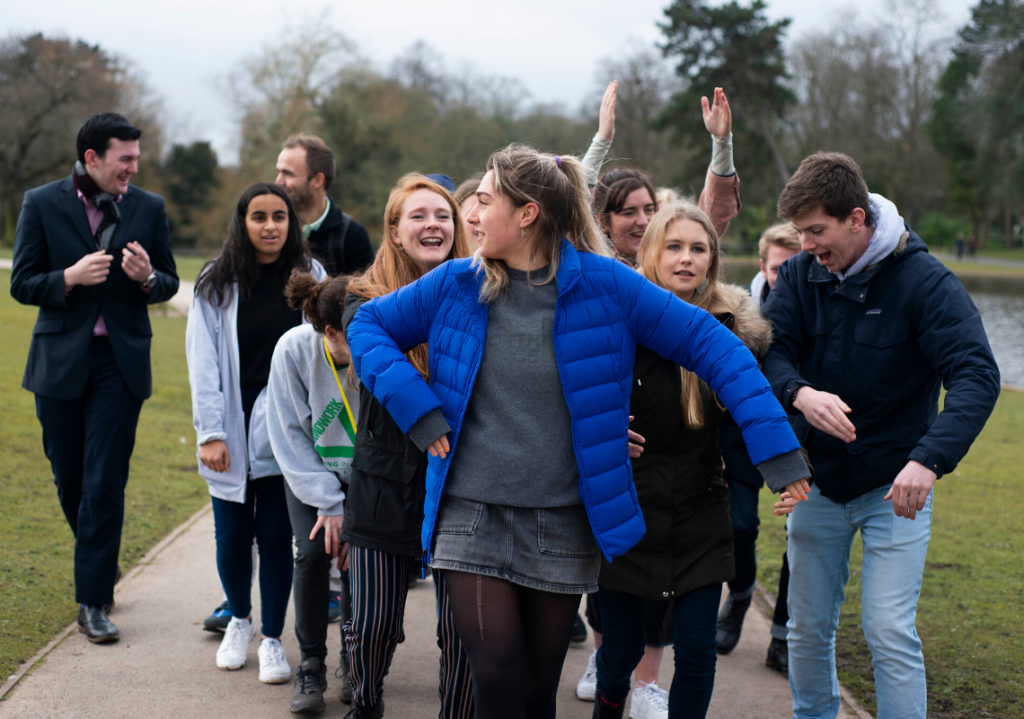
267, 324, 360, 516
443, 268, 580, 507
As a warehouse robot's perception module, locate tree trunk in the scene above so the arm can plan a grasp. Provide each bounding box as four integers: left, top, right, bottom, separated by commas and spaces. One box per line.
757, 115, 791, 188
1005, 205, 1014, 250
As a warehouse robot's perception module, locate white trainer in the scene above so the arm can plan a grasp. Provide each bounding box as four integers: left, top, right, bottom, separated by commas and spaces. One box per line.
216, 616, 255, 670
257, 637, 291, 684
576, 649, 598, 701
629, 682, 669, 719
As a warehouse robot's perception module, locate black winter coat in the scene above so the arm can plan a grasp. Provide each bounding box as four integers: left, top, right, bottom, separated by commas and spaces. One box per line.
762, 231, 1000, 504
340, 293, 426, 557
307, 201, 375, 278
599, 285, 777, 601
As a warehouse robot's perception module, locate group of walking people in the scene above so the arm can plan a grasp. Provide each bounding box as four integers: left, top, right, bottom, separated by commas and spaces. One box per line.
12, 74, 1001, 719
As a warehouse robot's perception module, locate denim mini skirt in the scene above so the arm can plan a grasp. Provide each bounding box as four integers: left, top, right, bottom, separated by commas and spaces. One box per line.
429, 496, 601, 594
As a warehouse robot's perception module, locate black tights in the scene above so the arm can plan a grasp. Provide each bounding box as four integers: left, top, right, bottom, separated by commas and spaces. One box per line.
444, 571, 581, 719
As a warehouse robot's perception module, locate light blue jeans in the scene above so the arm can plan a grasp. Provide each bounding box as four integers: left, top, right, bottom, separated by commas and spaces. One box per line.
787, 482, 931, 719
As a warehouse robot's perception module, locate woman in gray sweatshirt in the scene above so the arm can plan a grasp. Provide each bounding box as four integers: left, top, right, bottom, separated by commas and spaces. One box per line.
267, 271, 359, 714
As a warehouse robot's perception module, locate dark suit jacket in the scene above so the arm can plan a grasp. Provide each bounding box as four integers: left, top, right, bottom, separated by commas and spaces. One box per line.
306, 200, 374, 277
10, 176, 179, 401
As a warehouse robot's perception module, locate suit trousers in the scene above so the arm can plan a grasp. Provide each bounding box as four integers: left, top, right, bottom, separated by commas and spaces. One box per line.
34, 336, 143, 607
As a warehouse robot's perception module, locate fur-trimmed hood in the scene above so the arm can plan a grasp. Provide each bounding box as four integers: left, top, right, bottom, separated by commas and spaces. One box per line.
710, 283, 773, 360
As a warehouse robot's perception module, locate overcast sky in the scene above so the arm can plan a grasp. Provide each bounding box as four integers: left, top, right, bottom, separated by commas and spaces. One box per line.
5, 0, 975, 164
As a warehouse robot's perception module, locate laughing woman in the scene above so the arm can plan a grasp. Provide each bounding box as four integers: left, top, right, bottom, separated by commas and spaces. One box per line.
340, 174, 474, 719
347, 145, 809, 719
186, 182, 325, 684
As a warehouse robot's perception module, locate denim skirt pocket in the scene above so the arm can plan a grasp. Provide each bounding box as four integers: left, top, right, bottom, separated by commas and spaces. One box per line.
537, 505, 599, 558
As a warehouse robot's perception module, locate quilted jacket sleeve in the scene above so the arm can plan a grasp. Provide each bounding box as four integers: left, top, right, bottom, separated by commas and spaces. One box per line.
347, 264, 449, 436
613, 263, 801, 468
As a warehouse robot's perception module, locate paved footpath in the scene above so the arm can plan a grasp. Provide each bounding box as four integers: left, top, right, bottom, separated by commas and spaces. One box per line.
1, 507, 863, 719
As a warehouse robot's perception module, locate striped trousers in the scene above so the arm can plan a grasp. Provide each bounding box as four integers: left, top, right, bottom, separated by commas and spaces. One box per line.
344, 545, 474, 718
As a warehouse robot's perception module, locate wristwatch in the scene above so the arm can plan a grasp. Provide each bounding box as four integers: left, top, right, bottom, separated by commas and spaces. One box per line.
141, 271, 157, 290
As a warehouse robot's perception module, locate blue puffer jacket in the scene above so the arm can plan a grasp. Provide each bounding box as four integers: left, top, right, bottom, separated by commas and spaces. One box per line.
349, 240, 802, 562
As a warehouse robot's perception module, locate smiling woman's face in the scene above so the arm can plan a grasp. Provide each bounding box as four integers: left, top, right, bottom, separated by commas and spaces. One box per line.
606, 186, 656, 258
393, 188, 455, 274
655, 218, 712, 302
245, 193, 289, 264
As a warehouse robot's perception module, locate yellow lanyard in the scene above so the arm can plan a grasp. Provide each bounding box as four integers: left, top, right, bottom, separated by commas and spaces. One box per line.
323, 336, 358, 438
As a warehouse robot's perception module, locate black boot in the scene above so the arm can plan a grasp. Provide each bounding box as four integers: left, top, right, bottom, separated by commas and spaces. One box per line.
592, 695, 625, 719
290, 657, 328, 714
766, 637, 789, 676
344, 697, 384, 719
715, 593, 752, 655
77, 605, 119, 643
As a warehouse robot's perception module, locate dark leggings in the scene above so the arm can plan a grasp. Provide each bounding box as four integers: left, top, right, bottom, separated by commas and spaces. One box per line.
444, 571, 581, 719
210, 475, 294, 637
596, 583, 722, 719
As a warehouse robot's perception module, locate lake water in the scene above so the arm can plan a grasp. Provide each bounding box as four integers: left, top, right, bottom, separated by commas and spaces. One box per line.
723, 261, 1024, 388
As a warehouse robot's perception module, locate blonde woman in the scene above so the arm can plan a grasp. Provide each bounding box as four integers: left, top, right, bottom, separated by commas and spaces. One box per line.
591, 203, 805, 719
348, 146, 808, 719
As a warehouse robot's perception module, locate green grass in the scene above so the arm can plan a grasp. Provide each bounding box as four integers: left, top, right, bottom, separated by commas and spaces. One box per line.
0, 270, 208, 681
756, 390, 1024, 719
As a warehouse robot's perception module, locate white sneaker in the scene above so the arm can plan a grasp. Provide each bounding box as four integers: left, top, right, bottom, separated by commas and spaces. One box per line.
629, 682, 669, 719
216, 616, 255, 670
576, 649, 598, 701
257, 637, 291, 684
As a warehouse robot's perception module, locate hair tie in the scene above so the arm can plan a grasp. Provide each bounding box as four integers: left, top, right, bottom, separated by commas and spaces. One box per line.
555, 156, 562, 168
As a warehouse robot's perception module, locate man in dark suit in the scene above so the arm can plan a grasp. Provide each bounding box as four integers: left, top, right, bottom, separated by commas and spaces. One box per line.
10, 113, 179, 643
275, 133, 374, 277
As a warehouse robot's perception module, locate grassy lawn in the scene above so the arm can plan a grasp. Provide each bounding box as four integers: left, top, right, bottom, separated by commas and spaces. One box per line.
0, 269, 207, 681
756, 390, 1024, 719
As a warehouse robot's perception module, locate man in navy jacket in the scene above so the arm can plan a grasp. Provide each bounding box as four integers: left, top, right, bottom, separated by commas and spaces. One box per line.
761, 152, 999, 719
11, 113, 178, 643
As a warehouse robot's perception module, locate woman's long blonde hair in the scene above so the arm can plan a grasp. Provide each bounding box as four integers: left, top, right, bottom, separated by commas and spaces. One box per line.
477, 144, 613, 303
346, 174, 472, 383
636, 202, 723, 429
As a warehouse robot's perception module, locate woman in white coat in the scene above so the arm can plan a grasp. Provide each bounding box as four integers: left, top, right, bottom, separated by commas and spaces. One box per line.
186, 182, 324, 684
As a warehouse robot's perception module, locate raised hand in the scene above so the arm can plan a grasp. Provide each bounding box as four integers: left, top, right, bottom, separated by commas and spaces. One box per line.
598, 81, 618, 142
701, 87, 732, 138
122, 241, 153, 283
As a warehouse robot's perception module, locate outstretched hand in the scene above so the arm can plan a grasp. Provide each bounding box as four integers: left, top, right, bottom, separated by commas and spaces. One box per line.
598, 81, 617, 142
702, 87, 732, 138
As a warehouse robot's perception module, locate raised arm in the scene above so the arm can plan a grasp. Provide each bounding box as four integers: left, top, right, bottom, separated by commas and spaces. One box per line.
581, 81, 617, 188
613, 262, 806, 491
144, 199, 180, 304
698, 87, 740, 238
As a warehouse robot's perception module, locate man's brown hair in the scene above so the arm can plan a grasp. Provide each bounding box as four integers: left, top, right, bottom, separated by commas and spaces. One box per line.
777, 152, 872, 225
282, 133, 336, 191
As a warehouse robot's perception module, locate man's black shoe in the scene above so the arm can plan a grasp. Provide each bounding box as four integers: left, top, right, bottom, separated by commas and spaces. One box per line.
343, 697, 384, 719
766, 637, 789, 676
290, 657, 328, 714
715, 593, 752, 655
570, 612, 588, 643
591, 695, 625, 719
77, 605, 119, 643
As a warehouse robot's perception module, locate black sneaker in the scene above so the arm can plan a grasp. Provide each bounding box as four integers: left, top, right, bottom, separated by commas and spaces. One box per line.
766, 637, 789, 676
344, 698, 384, 719
291, 658, 328, 715
570, 612, 588, 643
203, 600, 232, 633
328, 591, 343, 624
715, 593, 752, 655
